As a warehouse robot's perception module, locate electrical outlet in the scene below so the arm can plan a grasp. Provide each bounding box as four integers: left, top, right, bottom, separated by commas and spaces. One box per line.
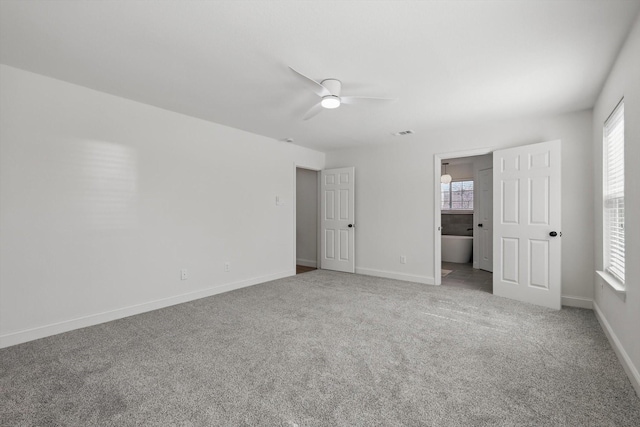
400, 255, 407, 264
224, 262, 230, 272
181, 268, 188, 280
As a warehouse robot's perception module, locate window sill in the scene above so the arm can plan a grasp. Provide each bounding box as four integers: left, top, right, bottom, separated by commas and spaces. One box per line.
596, 270, 626, 302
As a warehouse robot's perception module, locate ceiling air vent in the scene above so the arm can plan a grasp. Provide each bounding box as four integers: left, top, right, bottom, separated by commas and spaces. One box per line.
392, 130, 414, 136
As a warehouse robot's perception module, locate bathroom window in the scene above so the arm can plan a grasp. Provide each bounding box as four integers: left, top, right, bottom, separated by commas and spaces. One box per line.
441, 180, 474, 210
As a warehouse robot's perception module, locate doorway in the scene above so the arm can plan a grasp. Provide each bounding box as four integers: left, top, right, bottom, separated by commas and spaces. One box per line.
438, 153, 494, 292
435, 140, 562, 310
296, 167, 319, 274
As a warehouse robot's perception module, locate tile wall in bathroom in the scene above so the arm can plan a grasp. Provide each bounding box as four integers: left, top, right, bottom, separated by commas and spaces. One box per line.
442, 214, 474, 236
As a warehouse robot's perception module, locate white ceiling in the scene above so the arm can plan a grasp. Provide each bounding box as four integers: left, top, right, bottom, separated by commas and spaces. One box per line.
1, 1, 639, 152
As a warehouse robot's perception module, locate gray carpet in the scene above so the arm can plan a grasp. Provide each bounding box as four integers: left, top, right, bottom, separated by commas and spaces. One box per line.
1, 270, 639, 426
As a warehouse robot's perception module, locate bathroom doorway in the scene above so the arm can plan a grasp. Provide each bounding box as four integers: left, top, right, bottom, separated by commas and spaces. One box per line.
435, 151, 493, 290
435, 141, 562, 309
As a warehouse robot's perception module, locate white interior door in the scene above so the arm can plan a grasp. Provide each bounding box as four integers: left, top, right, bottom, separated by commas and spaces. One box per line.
478, 167, 493, 272
320, 167, 355, 273
493, 140, 561, 309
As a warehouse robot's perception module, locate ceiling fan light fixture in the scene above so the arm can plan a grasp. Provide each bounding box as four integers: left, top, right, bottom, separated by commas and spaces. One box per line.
321, 95, 341, 109
289, 68, 393, 120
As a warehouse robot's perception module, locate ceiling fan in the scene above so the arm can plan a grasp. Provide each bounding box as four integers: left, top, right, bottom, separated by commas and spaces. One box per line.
289, 67, 397, 120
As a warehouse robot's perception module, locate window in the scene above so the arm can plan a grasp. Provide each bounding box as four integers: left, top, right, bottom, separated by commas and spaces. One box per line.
603, 99, 625, 284
441, 180, 473, 210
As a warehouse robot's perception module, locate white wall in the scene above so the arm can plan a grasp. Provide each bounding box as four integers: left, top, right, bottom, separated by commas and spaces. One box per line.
326, 109, 594, 304
592, 14, 640, 395
441, 162, 474, 180
296, 168, 318, 267
0, 65, 325, 347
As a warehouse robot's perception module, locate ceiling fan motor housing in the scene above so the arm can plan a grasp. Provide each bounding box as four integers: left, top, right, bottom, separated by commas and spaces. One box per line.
321, 78, 342, 96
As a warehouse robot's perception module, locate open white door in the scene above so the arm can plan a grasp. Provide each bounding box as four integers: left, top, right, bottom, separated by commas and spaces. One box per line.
320, 167, 355, 273
493, 140, 561, 309
478, 167, 493, 272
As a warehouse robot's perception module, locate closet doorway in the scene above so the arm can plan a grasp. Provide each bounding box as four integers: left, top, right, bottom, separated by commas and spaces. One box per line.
296, 167, 319, 274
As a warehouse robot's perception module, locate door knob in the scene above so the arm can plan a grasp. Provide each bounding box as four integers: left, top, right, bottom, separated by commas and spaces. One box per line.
348, 224, 353, 228
478, 224, 483, 227
549, 231, 558, 237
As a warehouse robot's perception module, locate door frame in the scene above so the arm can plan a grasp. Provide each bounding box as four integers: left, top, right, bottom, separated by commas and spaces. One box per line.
293, 163, 322, 274
433, 147, 494, 285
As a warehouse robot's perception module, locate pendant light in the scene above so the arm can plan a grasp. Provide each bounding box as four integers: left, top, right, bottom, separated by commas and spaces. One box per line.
441, 162, 452, 184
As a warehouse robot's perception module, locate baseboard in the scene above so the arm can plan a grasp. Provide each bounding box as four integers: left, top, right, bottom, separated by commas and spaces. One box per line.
593, 301, 640, 398
355, 267, 434, 285
296, 258, 317, 268
561, 295, 593, 309
0, 270, 294, 349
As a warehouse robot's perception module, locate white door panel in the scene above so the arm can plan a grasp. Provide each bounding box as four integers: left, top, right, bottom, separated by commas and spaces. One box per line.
478, 167, 493, 272
493, 140, 561, 309
321, 167, 355, 273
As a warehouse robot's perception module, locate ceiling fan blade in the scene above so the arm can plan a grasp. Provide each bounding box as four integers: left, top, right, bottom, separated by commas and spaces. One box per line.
302, 103, 324, 120
289, 67, 329, 97
340, 96, 397, 105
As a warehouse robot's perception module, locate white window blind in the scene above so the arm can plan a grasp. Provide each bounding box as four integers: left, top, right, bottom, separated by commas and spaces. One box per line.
603, 99, 625, 283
